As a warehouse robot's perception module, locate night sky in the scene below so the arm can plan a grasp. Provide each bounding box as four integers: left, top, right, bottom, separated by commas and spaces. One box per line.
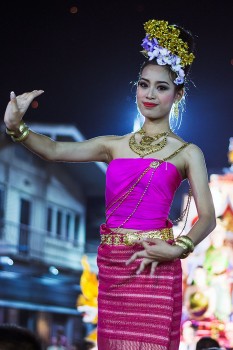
0, 0, 232, 171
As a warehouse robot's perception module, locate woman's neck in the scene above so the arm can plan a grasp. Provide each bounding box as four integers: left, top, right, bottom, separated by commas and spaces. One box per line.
141, 120, 171, 136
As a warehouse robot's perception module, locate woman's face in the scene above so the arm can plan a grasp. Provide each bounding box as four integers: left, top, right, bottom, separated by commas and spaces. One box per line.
136, 64, 182, 120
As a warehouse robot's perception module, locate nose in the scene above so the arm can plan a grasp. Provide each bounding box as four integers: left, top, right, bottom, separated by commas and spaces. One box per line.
146, 87, 156, 99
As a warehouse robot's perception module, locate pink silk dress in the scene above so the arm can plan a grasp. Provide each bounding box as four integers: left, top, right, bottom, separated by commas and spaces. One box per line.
97, 145, 189, 350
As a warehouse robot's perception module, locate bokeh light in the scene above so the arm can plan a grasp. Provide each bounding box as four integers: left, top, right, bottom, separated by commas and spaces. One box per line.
70, 6, 78, 14
31, 100, 39, 109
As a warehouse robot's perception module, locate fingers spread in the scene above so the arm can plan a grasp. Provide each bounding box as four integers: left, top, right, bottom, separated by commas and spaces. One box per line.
125, 250, 148, 265
136, 259, 148, 274
150, 261, 159, 275
136, 258, 157, 275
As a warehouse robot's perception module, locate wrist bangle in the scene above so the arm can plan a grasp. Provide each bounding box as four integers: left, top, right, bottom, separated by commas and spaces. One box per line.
11, 128, 30, 142
6, 120, 27, 136
174, 235, 195, 259
6, 128, 17, 136
6, 121, 30, 143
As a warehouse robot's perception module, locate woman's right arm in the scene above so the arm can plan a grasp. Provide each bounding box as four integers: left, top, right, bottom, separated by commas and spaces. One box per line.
4, 90, 112, 163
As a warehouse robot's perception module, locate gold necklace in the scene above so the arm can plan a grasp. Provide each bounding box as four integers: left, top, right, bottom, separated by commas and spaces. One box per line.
129, 128, 169, 157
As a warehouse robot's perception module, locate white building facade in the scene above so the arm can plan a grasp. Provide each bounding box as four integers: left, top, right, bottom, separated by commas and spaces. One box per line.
0, 124, 106, 348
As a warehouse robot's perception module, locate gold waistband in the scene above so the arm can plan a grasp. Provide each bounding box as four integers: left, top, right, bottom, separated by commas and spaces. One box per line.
100, 227, 174, 246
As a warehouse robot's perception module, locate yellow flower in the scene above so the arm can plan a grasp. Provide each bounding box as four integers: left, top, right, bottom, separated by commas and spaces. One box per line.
144, 19, 195, 67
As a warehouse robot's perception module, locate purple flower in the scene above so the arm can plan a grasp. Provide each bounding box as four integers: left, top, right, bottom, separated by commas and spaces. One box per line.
152, 37, 159, 46
141, 35, 154, 52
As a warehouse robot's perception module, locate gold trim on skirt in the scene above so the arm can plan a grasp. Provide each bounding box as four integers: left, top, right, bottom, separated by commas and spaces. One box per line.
100, 227, 174, 246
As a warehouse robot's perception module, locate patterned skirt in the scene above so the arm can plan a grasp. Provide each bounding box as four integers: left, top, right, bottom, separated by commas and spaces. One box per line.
97, 227, 182, 350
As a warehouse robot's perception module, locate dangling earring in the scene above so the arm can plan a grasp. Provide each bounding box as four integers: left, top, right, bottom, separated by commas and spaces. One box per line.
173, 101, 179, 119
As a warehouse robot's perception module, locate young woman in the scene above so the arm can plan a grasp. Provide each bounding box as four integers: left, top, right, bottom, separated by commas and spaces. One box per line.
4, 19, 216, 350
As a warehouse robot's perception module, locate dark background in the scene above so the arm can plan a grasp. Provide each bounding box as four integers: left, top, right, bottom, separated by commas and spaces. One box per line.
0, 0, 232, 170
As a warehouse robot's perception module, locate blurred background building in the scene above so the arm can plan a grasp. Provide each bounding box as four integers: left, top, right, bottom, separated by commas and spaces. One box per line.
0, 123, 106, 348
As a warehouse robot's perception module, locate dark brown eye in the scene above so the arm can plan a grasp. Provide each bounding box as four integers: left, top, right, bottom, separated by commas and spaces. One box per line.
138, 81, 148, 88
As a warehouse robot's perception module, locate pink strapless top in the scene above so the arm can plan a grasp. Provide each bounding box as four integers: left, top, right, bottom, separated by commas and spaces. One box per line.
105, 158, 183, 230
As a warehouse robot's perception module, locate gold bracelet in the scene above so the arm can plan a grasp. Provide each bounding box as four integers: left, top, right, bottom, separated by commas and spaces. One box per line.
177, 236, 195, 252
6, 128, 17, 136
6, 121, 30, 143
6, 120, 28, 137
11, 128, 30, 142
174, 236, 195, 259
175, 240, 189, 259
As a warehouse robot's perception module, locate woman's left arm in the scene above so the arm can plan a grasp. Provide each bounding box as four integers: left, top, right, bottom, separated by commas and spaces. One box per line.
182, 144, 216, 245
126, 144, 216, 274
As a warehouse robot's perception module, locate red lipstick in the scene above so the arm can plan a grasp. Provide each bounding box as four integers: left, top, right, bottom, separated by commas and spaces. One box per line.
143, 102, 158, 108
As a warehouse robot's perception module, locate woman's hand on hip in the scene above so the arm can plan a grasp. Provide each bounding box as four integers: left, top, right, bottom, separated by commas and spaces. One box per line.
125, 238, 183, 275
4, 90, 44, 130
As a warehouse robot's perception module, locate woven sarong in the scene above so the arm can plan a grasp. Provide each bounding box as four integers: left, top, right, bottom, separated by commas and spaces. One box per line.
97, 227, 182, 350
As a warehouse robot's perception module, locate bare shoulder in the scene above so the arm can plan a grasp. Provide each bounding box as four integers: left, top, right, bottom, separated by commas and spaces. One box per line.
184, 143, 207, 169
169, 132, 186, 144
95, 133, 128, 162
101, 133, 128, 150
185, 143, 205, 159
168, 132, 204, 158
104, 133, 133, 160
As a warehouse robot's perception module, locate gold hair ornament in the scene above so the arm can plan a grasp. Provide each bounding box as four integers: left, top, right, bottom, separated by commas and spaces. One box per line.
141, 19, 195, 85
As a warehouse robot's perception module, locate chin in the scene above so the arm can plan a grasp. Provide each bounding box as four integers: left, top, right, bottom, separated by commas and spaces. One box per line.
139, 110, 156, 117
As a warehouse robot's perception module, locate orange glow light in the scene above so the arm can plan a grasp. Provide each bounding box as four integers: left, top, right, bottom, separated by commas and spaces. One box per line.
70, 6, 78, 14
31, 100, 38, 109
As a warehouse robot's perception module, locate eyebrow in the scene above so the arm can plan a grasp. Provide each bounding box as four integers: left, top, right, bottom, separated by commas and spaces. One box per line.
140, 77, 169, 85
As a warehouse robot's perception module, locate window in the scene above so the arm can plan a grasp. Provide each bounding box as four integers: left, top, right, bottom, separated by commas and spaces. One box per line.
0, 187, 5, 239
47, 207, 53, 234
0, 187, 5, 220
56, 210, 62, 237
65, 213, 71, 240
74, 214, 80, 242
46, 205, 81, 242
19, 198, 31, 254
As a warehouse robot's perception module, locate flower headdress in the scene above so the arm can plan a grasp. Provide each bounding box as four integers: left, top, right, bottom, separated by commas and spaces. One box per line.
141, 19, 195, 85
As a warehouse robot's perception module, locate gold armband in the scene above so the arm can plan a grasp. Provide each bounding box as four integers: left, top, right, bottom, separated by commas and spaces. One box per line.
6, 121, 30, 143
174, 235, 195, 259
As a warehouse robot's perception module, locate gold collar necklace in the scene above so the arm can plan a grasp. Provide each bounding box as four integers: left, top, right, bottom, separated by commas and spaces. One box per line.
129, 128, 170, 157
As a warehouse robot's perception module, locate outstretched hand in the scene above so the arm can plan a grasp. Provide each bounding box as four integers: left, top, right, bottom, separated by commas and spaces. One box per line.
4, 90, 44, 130
125, 238, 182, 275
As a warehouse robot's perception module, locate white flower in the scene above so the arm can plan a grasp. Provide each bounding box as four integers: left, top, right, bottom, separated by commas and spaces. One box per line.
157, 56, 167, 65
174, 76, 184, 85
172, 64, 182, 72
159, 47, 170, 56
179, 69, 185, 77
163, 55, 173, 64
148, 47, 160, 60
174, 56, 181, 65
